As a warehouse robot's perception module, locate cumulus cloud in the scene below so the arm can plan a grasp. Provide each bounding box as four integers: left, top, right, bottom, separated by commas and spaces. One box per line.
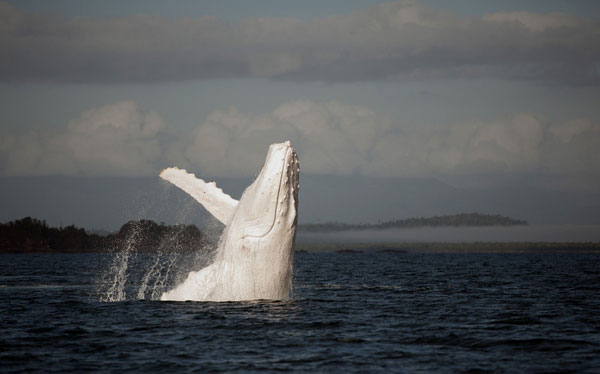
181, 100, 600, 178
181, 100, 393, 177
1, 99, 599, 178
1, 0, 599, 84
0, 101, 170, 176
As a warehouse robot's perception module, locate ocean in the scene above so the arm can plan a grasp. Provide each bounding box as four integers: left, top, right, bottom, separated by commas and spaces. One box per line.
1, 251, 599, 373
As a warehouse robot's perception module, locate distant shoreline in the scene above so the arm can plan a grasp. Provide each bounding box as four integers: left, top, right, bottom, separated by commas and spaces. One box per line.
2, 242, 600, 254
2, 216, 599, 254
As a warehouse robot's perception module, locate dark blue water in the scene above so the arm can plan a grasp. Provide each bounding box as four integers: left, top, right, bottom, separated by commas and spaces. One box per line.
1, 252, 599, 373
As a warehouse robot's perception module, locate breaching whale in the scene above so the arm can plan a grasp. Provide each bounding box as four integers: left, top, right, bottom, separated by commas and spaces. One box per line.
159, 141, 299, 301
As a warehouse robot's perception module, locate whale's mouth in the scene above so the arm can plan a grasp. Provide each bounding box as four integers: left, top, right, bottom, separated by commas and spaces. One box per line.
241, 143, 294, 239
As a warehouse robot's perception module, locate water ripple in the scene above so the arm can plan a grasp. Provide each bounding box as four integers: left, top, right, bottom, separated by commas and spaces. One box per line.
0, 252, 599, 373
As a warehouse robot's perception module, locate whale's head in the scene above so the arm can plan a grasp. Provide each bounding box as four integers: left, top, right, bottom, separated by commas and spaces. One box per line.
230, 141, 299, 245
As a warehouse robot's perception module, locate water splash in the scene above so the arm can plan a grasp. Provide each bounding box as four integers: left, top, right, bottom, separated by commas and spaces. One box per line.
99, 224, 141, 302
136, 251, 166, 300
97, 221, 216, 302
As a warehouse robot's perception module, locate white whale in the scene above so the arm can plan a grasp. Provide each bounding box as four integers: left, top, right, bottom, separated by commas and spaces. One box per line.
159, 141, 299, 301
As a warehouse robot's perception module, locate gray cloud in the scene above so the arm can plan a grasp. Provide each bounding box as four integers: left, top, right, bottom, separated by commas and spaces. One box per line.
1, 1, 599, 84
482, 11, 580, 32
180, 100, 600, 178
0, 101, 170, 176
179, 100, 394, 177
1, 99, 599, 178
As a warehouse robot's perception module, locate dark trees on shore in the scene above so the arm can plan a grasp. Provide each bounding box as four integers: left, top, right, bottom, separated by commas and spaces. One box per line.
0, 217, 209, 253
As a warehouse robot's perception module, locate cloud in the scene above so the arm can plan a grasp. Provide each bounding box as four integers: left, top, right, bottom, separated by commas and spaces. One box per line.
0, 101, 170, 176
483, 11, 580, 32
181, 100, 600, 178
1, 99, 599, 178
180, 100, 394, 177
1, 0, 599, 84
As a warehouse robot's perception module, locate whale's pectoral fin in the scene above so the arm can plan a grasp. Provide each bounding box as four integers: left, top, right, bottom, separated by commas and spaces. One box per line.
160, 167, 238, 225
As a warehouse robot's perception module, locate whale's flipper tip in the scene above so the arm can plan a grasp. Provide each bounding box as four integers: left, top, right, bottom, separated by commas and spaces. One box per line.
159, 166, 180, 178
159, 166, 238, 225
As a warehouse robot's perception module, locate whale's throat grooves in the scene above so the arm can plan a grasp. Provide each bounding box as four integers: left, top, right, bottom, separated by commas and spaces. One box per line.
242, 146, 290, 239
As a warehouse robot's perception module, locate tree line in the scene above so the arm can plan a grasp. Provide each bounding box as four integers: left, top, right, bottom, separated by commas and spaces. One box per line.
0, 217, 210, 253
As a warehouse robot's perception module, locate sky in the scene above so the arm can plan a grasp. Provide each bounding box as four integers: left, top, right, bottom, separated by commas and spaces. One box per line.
1, 0, 599, 229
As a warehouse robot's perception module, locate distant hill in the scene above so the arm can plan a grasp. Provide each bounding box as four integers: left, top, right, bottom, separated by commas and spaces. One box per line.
0, 217, 211, 254
298, 213, 527, 233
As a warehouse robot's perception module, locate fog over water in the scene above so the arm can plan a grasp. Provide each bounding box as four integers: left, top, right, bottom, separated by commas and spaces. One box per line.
298, 225, 600, 244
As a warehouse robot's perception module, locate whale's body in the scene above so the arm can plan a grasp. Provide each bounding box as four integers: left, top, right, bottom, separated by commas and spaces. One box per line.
160, 141, 299, 301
